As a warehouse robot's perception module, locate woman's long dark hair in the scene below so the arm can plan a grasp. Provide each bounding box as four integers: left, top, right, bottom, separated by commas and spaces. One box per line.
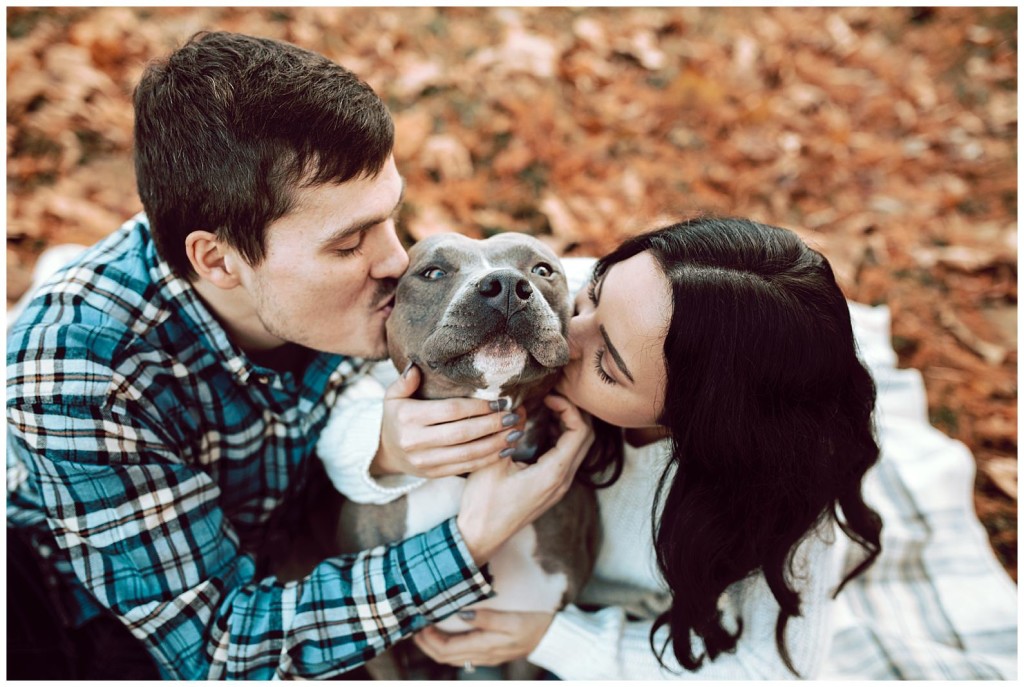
584, 216, 882, 674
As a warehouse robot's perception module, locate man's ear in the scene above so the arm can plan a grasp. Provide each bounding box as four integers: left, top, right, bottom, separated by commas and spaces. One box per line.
185, 231, 241, 289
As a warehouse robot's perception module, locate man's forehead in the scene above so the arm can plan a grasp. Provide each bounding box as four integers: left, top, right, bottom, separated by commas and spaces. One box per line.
283, 173, 402, 229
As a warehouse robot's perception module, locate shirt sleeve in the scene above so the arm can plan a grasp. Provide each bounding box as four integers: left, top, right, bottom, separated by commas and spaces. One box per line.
7, 395, 492, 680
527, 524, 844, 680
316, 362, 427, 504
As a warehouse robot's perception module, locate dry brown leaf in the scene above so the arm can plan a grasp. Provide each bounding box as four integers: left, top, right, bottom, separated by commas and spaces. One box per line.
539, 193, 580, 243
6, 251, 35, 303
980, 458, 1018, 500
420, 134, 474, 181
922, 245, 1014, 272
406, 205, 455, 241
4, 5, 1017, 577
392, 109, 434, 162
937, 303, 1008, 366
472, 27, 559, 79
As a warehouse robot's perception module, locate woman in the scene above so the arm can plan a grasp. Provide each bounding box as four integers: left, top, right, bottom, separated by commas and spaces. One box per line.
324, 216, 882, 679
415, 216, 883, 679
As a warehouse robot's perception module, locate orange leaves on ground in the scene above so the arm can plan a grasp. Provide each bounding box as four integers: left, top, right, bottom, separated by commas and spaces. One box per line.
5, 6, 1017, 577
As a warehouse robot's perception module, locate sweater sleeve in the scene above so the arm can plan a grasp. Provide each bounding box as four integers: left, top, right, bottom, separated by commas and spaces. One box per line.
316, 362, 426, 504
528, 522, 846, 680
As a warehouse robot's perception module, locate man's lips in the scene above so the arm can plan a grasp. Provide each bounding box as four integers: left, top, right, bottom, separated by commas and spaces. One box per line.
376, 294, 396, 314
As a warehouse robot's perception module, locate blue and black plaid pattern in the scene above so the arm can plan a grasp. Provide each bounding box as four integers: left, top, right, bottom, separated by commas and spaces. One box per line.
7, 215, 492, 679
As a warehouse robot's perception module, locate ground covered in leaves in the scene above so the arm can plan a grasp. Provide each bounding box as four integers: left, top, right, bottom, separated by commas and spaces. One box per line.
6, 7, 1017, 578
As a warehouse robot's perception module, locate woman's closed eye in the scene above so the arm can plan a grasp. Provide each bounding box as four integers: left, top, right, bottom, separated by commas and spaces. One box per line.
593, 348, 616, 385
587, 277, 599, 306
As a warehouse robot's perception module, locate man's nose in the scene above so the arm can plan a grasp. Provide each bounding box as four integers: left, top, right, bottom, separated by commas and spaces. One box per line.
370, 222, 409, 280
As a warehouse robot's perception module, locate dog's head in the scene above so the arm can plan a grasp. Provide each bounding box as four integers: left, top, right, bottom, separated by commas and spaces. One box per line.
386, 232, 572, 403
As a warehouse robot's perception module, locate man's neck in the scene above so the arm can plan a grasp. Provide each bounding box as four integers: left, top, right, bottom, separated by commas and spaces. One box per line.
191, 278, 303, 373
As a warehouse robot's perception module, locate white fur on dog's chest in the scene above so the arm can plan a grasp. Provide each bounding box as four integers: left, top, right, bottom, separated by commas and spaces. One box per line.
404, 478, 569, 632
469, 346, 528, 402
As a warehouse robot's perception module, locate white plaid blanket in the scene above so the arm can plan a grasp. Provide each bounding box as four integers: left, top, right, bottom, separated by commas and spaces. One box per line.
823, 303, 1018, 680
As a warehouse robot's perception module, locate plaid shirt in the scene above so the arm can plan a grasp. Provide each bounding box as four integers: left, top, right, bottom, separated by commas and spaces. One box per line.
6, 214, 493, 679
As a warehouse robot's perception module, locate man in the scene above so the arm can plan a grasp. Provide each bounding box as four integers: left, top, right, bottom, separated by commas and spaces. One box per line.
6, 31, 590, 680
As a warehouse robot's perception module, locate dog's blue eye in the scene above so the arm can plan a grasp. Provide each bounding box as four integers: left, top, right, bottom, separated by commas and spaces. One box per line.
421, 267, 446, 280
532, 263, 553, 278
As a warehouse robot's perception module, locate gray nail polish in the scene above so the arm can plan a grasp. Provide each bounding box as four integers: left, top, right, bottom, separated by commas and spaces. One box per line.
499, 447, 516, 458
458, 610, 476, 620
401, 361, 414, 378
501, 413, 519, 427
506, 430, 524, 443
488, 399, 507, 411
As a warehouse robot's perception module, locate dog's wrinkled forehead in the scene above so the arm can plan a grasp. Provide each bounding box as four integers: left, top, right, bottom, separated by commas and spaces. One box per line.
405, 232, 560, 275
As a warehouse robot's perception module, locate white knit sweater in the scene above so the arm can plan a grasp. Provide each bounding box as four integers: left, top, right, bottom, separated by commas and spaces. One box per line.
527, 439, 847, 680
315, 257, 849, 680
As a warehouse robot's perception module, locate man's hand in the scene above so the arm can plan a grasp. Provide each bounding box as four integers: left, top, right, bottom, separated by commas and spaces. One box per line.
456, 394, 593, 566
371, 365, 525, 479
413, 609, 554, 667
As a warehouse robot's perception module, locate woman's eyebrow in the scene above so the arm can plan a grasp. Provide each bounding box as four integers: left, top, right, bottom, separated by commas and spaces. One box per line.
599, 324, 634, 383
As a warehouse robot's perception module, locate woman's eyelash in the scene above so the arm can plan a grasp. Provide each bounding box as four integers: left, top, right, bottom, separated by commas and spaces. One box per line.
593, 348, 616, 385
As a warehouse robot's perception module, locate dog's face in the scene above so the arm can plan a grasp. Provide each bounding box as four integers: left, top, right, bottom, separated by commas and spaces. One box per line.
386, 233, 572, 401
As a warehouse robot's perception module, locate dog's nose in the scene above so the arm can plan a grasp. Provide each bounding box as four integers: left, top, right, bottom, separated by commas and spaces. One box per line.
476, 270, 532, 310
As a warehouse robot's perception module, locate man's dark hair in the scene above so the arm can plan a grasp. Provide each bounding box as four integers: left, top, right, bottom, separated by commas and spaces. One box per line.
133, 31, 394, 278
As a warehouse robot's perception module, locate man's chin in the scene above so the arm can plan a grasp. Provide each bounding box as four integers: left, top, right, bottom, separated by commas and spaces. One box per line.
313, 336, 389, 361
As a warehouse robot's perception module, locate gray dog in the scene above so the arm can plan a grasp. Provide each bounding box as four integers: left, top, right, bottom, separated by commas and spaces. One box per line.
299, 232, 600, 679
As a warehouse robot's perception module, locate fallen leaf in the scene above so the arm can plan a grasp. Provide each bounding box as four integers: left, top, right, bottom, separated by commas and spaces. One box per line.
980, 457, 1017, 500
937, 302, 1007, 365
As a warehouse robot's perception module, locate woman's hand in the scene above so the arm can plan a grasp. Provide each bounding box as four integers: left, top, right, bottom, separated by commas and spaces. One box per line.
413, 609, 555, 667
372, 364, 525, 479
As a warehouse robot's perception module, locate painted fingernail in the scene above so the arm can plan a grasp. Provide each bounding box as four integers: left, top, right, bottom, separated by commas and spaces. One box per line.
458, 610, 476, 620
402, 361, 414, 378
506, 430, 524, 443
499, 447, 516, 458
501, 413, 519, 427
488, 399, 508, 411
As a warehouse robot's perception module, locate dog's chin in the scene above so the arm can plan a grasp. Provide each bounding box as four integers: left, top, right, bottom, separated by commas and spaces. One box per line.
473, 337, 529, 379
417, 334, 565, 388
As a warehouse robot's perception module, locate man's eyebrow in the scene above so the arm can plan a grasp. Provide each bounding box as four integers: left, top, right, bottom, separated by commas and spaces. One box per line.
320, 176, 406, 248
599, 324, 634, 384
